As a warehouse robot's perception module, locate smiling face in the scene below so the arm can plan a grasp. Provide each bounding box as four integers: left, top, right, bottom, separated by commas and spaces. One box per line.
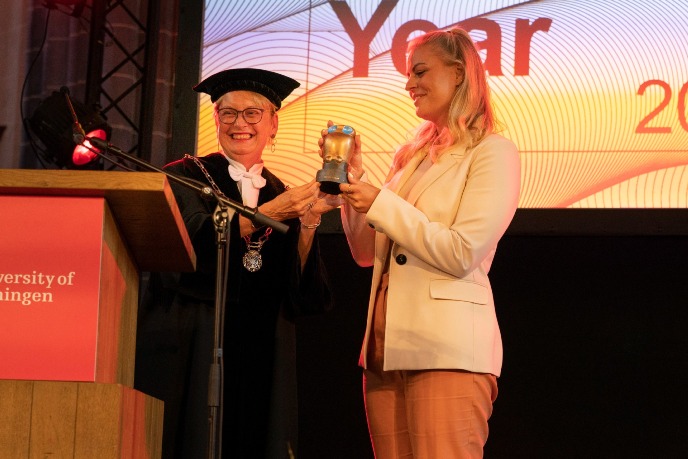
214, 90, 277, 167
405, 44, 463, 129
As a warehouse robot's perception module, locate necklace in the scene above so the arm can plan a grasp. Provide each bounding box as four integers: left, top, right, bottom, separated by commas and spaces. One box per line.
242, 227, 272, 272
184, 154, 272, 272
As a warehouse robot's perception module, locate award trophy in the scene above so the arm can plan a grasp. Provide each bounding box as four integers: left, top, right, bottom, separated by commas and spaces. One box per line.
316, 124, 356, 195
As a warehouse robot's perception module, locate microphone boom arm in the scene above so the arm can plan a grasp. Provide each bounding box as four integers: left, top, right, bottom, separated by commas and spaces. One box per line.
60, 86, 288, 233
86, 136, 289, 233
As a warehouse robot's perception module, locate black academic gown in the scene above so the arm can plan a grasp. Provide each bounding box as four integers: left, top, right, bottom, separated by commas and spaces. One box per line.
134, 153, 332, 459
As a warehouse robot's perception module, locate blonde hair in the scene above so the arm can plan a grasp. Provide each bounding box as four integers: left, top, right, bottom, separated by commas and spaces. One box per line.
393, 28, 496, 171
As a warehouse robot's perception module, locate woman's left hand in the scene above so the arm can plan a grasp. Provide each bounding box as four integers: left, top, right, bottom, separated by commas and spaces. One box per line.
311, 191, 343, 215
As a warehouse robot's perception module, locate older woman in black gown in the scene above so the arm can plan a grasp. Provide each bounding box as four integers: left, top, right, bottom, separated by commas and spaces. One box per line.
135, 68, 334, 459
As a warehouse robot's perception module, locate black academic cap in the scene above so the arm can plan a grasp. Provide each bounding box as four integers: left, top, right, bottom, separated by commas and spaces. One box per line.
193, 68, 300, 109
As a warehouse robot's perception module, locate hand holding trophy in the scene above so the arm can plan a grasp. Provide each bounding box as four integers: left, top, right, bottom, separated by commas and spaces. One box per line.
316, 124, 356, 195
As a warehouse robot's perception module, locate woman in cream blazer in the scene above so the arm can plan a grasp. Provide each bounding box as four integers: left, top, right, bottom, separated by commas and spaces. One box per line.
336, 28, 520, 458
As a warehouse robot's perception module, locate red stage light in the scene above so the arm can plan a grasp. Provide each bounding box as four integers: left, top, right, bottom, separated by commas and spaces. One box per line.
29, 90, 111, 169
72, 128, 108, 166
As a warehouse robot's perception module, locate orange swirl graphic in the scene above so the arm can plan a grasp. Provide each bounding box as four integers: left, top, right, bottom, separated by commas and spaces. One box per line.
197, 0, 688, 208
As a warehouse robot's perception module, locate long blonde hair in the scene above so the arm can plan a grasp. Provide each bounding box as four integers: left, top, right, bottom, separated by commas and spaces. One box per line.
393, 28, 496, 171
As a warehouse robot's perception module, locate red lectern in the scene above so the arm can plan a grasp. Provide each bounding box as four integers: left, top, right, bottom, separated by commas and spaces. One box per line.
0, 169, 196, 459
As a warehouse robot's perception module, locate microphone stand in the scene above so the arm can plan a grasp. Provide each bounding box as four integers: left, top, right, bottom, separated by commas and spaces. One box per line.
87, 136, 287, 232
208, 198, 231, 459
61, 88, 288, 459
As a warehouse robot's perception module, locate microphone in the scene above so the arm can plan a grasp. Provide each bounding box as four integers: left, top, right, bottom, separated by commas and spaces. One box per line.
60, 86, 104, 166
84, 134, 109, 151
73, 136, 103, 166
61, 86, 87, 145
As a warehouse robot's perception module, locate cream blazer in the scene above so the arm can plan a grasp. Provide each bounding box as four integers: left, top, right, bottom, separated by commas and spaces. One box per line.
341, 134, 520, 376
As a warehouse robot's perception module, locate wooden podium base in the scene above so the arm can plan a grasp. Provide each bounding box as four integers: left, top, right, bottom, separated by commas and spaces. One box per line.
0, 380, 163, 459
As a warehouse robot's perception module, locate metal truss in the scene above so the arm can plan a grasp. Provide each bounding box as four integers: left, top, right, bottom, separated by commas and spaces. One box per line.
87, 0, 160, 164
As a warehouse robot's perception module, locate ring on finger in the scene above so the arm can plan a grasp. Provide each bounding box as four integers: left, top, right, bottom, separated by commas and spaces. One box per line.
307, 201, 314, 210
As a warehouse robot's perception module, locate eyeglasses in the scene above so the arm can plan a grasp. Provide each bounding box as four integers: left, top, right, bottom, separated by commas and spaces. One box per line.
216, 107, 266, 125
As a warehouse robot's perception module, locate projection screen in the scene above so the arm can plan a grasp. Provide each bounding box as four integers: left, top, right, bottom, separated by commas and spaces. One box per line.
196, 0, 688, 209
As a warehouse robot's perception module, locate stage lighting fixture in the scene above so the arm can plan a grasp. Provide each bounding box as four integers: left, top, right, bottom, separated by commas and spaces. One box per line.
29, 90, 111, 169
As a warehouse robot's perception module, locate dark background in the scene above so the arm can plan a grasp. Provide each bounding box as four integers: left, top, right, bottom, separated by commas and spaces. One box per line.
296, 214, 688, 459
